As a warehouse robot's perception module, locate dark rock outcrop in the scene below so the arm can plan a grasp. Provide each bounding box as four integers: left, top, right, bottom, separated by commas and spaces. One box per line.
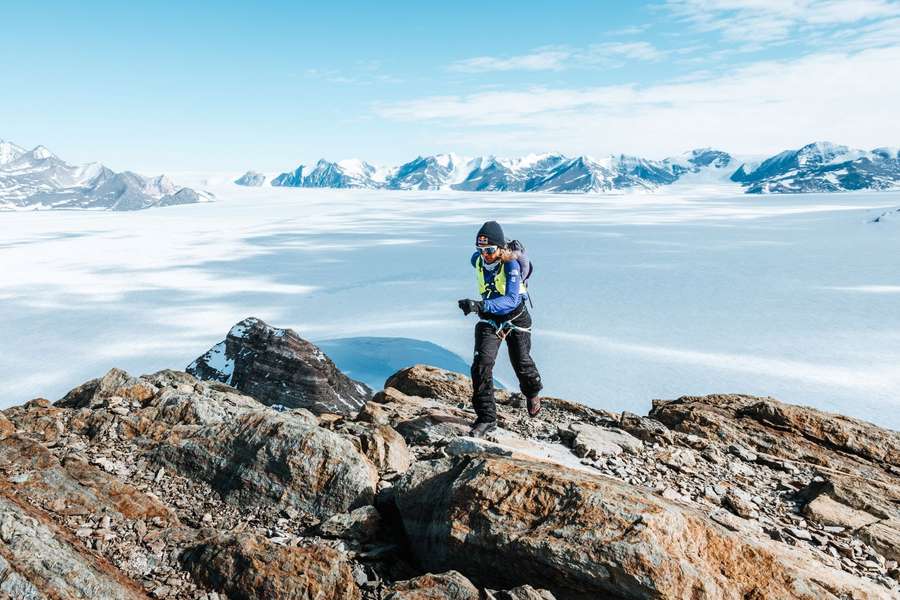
188, 317, 371, 414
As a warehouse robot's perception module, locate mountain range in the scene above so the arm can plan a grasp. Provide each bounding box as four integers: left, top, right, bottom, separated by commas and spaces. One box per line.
0, 140, 210, 211
238, 143, 900, 194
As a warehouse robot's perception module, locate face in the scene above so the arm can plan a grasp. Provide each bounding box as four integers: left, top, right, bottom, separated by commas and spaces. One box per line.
477, 244, 501, 263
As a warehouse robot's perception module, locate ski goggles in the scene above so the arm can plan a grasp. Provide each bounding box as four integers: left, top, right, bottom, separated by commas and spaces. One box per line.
476, 245, 500, 255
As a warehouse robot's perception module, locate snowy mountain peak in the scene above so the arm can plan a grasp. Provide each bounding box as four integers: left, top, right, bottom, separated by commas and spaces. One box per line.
731, 141, 900, 193
0, 140, 26, 165
29, 145, 56, 160
0, 138, 207, 210
235, 170, 267, 186
795, 141, 851, 166
260, 142, 899, 195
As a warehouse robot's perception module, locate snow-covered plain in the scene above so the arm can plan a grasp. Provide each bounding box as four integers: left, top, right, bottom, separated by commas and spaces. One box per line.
2, 179, 899, 430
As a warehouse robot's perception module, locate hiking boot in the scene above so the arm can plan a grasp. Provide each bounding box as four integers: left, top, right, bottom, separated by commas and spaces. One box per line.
526, 395, 541, 417
468, 420, 497, 438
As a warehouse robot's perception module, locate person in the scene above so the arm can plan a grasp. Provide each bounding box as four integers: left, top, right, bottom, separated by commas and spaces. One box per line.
458, 221, 543, 438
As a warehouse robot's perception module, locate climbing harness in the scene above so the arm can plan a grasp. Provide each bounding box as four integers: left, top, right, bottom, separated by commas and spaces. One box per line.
479, 306, 531, 341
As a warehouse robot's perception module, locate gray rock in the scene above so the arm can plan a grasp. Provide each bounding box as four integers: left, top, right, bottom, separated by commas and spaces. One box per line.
152, 410, 377, 519
562, 423, 643, 458
725, 488, 759, 519
317, 506, 381, 542
385, 570, 480, 600
618, 412, 673, 444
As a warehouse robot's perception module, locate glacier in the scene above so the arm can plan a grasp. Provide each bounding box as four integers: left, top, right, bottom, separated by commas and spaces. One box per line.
2, 180, 899, 430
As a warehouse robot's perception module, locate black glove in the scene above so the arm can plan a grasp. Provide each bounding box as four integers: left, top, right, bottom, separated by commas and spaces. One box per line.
458, 299, 483, 316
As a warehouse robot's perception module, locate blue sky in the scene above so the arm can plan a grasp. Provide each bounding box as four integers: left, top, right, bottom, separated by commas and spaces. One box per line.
3, 0, 899, 172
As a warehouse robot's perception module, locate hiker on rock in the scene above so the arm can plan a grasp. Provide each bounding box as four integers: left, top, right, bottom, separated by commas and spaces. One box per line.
458, 221, 543, 437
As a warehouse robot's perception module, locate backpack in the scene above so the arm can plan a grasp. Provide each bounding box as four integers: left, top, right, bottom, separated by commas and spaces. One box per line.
507, 239, 533, 280
507, 239, 534, 306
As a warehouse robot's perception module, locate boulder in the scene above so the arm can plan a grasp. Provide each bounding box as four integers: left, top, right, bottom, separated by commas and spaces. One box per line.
152, 410, 377, 519
385, 570, 480, 600
384, 365, 614, 422
394, 456, 889, 599
385, 365, 484, 404
560, 422, 643, 458
797, 474, 900, 561
187, 317, 371, 414
339, 421, 413, 475
495, 586, 558, 600
182, 532, 360, 600
0, 412, 16, 437
56, 367, 157, 409
618, 411, 673, 444
317, 505, 382, 542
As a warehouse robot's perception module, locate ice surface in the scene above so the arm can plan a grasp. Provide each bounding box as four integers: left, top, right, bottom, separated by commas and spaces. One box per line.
1, 181, 899, 430
315, 336, 475, 392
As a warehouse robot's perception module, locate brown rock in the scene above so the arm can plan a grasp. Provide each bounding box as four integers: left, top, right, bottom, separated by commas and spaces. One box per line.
0, 412, 15, 438
182, 532, 360, 600
0, 492, 150, 599
56, 367, 157, 409
384, 366, 613, 422
384, 365, 481, 404
649, 394, 899, 476
341, 421, 412, 475
394, 456, 890, 599
0, 435, 176, 522
804, 494, 879, 529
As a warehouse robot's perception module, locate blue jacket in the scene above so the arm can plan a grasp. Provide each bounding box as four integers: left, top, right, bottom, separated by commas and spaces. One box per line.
470, 252, 527, 315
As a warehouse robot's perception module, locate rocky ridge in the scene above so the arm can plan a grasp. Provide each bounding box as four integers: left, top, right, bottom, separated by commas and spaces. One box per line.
0, 321, 897, 599
0, 139, 210, 211
187, 317, 372, 414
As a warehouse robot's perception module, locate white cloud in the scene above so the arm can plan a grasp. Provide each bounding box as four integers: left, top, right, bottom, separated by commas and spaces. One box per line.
375, 46, 900, 156
588, 41, 666, 62
449, 47, 573, 72
448, 42, 665, 73
664, 0, 900, 44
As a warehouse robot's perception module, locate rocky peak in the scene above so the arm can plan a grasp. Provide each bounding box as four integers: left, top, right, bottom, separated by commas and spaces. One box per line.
187, 317, 371, 414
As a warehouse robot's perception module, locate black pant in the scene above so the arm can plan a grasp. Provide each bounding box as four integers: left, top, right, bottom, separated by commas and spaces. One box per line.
471, 305, 543, 423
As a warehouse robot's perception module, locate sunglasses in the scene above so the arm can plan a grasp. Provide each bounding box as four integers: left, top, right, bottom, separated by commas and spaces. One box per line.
477, 245, 500, 255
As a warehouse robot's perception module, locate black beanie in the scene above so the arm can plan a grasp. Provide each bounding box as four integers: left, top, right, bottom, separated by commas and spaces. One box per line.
476, 221, 505, 247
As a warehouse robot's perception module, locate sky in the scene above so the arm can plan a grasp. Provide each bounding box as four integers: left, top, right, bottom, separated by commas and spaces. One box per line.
2, 0, 899, 172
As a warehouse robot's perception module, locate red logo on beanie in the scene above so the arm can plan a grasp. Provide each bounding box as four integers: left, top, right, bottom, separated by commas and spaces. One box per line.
476, 235, 489, 246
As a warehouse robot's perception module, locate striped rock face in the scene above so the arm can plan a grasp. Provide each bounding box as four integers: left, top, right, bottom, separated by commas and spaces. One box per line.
188, 317, 372, 415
